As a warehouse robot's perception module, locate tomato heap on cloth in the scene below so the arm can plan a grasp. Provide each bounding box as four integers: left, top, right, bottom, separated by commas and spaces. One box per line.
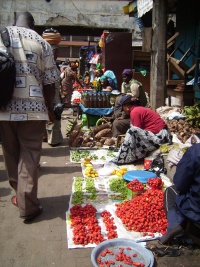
70, 204, 118, 246
116, 178, 167, 235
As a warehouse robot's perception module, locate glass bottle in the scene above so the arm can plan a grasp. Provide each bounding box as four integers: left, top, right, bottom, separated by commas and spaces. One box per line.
85, 91, 90, 107
106, 92, 110, 108
102, 92, 106, 108
93, 92, 97, 108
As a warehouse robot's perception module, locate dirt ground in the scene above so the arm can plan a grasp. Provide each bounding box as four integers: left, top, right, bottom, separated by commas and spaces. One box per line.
0, 108, 200, 267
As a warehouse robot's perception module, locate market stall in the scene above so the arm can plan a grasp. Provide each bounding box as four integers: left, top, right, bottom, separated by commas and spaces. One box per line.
66, 150, 173, 250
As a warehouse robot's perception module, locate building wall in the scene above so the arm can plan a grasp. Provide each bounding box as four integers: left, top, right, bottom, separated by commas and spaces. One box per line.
1, 0, 135, 30
1, 0, 143, 62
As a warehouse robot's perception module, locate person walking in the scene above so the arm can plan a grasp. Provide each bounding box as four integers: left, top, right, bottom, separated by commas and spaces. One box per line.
0, 12, 60, 221
60, 65, 76, 108
42, 28, 63, 146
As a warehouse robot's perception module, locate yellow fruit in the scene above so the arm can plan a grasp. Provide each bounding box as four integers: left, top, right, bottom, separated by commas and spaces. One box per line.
84, 158, 91, 162
86, 164, 93, 167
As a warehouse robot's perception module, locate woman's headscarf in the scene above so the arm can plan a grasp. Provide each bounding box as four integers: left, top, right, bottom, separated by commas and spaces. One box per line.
103, 70, 118, 89
122, 69, 133, 77
100, 75, 107, 81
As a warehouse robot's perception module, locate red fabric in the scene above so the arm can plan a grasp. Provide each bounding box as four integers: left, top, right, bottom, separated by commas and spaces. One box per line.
130, 106, 166, 134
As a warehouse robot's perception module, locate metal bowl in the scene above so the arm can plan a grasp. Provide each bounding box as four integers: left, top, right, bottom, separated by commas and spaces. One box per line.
91, 238, 154, 267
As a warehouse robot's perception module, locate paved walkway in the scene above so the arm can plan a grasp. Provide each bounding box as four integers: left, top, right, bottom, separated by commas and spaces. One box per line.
0, 109, 200, 267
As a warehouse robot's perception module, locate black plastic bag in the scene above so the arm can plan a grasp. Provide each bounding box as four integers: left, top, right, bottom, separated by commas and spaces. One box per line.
53, 103, 64, 120
147, 155, 167, 176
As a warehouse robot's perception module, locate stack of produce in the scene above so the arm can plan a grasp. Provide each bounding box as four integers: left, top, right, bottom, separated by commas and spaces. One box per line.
68, 122, 84, 147
115, 177, 167, 234
166, 118, 197, 143
81, 121, 114, 148
182, 102, 200, 127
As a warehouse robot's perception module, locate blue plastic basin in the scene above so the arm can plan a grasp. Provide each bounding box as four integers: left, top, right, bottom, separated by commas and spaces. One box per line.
123, 170, 157, 183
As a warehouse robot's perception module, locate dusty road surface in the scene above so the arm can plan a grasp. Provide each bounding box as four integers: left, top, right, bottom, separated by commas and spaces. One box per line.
0, 109, 200, 267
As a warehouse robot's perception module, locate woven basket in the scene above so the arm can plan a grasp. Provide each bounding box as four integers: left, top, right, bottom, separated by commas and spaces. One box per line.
42, 32, 61, 45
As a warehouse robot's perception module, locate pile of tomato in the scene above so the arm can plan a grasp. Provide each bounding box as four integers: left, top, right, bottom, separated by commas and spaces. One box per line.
100, 210, 118, 239
115, 188, 168, 234
126, 179, 145, 194
70, 205, 118, 245
70, 204, 105, 245
147, 177, 164, 190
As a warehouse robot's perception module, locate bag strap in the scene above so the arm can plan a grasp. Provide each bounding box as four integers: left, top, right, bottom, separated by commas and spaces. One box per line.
1, 28, 10, 48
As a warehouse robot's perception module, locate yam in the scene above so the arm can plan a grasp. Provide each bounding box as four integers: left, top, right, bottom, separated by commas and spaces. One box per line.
100, 138, 106, 145
83, 136, 91, 143
81, 142, 94, 147
71, 137, 83, 147
92, 122, 111, 135
68, 130, 79, 146
71, 133, 83, 147
94, 128, 112, 140
104, 138, 115, 146
95, 142, 103, 147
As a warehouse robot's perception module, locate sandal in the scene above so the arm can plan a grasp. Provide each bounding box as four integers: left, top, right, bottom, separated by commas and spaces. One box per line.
148, 245, 181, 257
11, 196, 18, 207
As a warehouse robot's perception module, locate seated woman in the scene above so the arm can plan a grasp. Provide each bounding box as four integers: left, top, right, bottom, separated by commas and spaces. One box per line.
121, 69, 147, 107
113, 95, 171, 164
103, 70, 118, 90
100, 70, 118, 91
104, 91, 130, 137
100, 75, 113, 91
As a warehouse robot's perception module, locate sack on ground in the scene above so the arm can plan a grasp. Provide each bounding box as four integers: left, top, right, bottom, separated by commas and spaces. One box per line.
46, 120, 63, 146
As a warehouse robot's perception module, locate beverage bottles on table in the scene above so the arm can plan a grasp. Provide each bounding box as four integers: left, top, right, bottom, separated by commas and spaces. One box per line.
81, 91, 111, 108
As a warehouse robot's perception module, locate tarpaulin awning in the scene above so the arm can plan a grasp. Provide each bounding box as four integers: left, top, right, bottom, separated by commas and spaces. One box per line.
137, 0, 153, 18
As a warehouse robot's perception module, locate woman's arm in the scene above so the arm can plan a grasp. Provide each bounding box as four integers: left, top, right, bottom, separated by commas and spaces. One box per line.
130, 82, 140, 98
121, 83, 125, 93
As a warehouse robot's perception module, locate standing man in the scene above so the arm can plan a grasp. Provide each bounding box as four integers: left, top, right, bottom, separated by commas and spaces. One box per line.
0, 12, 60, 221
42, 28, 63, 146
121, 69, 147, 107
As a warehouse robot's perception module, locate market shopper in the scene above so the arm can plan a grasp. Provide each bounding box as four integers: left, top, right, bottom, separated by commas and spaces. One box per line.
160, 143, 200, 244
121, 69, 147, 107
42, 28, 63, 146
0, 12, 60, 220
60, 65, 76, 108
113, 96, 171, 164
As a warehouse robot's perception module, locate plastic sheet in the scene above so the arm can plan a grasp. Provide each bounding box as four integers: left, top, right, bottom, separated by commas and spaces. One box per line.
79, 103, 113, 116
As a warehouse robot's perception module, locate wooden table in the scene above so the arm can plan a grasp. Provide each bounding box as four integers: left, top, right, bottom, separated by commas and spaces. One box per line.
167, 88, 194, 108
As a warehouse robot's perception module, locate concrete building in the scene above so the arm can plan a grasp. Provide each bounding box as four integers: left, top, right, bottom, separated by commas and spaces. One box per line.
1, 0, 142, 61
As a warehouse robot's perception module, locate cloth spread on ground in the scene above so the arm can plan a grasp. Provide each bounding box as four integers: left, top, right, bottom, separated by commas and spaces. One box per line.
113, 126, 171, 164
